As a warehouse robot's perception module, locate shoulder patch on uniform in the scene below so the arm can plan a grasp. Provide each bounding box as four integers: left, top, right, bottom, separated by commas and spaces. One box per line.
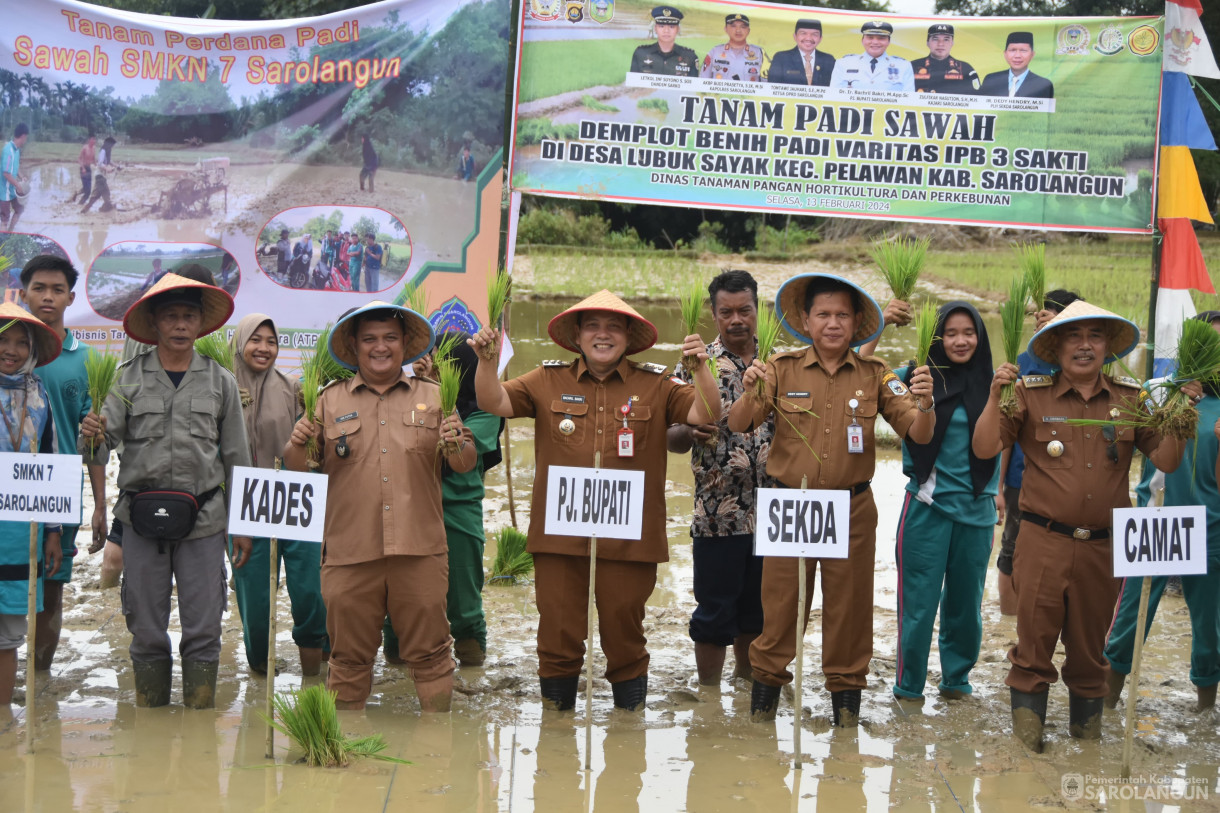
318, 378, 344, 393
1022, 374, 1054, 388
1111, 375, 1141, 388
881, 370, 908, 396
543, 359, 573, 368
670, 375, 687, 386
632, 361, 667, 375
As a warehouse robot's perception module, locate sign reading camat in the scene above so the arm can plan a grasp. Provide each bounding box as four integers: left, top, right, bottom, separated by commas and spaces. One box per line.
228, 466, 328, 543
0, 452, 83, 524
1112, 505, 1208, 578
754, 487, 851, 558
545, 465, 644, 541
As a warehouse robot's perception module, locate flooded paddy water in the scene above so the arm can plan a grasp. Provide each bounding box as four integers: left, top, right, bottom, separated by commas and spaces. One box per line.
3, 298, 1218, 811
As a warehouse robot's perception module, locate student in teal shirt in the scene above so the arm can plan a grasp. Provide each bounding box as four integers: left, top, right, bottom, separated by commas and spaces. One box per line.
892, 302, 1001, 700
1105, 310, 1220, 713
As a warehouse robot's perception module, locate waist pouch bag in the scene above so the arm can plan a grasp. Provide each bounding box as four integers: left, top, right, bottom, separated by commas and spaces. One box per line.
129, 488, 216, 541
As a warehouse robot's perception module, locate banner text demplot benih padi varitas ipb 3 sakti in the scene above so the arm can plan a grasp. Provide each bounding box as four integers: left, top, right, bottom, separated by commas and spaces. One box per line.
510, 0, 1163, 233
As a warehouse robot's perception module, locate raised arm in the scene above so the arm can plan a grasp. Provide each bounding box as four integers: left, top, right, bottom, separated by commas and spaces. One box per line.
467, 326, 514, 418
973, 362, 1020, 459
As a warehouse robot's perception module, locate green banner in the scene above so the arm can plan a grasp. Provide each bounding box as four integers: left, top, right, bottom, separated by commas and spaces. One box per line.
510, 1, 1163, 233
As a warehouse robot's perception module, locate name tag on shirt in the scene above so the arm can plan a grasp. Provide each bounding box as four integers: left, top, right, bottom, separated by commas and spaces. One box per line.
618, 428, 634, 457
847, 424, 864, 454
561, 394, 586, 404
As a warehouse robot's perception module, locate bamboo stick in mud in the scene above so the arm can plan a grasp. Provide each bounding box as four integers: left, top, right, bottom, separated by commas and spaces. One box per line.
266, 458, 282, 760
584, 450, 601, 774
25, 519, 36, 752
793, 475, 807, 771
1121, 576, 1152, 779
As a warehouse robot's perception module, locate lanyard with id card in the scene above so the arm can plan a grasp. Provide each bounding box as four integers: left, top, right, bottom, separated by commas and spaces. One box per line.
847, 398, 864, 454
617, 402, 634, 457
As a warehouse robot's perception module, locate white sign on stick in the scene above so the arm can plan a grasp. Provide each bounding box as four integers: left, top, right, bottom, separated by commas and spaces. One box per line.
545, 465, 644, 540
0, 452, 83, 524
228, 467, 328, 543
1112, 505, 1208, 578
754, 487, 851, 558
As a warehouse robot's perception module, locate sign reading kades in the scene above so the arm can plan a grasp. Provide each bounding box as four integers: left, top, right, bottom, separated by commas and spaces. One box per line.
0, 452, 83, 524
754, 487, 851, 558
1112, 505, 1208, 578
545, 465, 644, 540
228, 466, 328, 543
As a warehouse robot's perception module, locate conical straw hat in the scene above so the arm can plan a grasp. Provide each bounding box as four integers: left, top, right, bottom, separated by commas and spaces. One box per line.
1028, 300, 1139, 364
0, 302, 62, 367
547, 290, 658, 355
775, 273, 883, 347
328, 300, 434, 371
123, 273, 234, 345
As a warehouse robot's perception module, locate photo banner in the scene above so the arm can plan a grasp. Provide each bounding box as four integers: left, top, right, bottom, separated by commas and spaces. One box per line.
0, 0, 510, 361
510, 1, 1164, 233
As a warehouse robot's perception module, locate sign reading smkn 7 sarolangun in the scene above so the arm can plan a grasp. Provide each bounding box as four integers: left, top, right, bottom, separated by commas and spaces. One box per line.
753, 487, 850, 558
228, 466, 328, 543
1112, 505, 1208, 578
510, 3, 1162, 233
544, 465, 645, 541
0, 452, 83, 524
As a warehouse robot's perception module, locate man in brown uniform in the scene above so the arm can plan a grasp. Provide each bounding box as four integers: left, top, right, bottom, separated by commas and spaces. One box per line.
973, 301, 1184, 751
469, 290, 720, 711
729, 274, 935, 726
285, 302, 476, 711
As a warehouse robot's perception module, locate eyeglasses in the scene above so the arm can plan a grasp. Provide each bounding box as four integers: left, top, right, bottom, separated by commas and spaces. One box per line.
1102, 424, 1118, 464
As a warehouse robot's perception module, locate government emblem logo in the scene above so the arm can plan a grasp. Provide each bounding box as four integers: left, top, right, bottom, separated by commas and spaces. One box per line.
526, 0, 561, 22
1166, 26, 1202, 68
1128, 25, 1160, 56
590, 0, 613, 24
1055, 24, 1090, 55
565, 0, 584, 23
1093, 26, 1125, 55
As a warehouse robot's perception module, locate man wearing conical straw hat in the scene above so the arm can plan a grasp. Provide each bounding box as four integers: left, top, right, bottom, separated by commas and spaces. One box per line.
973, 300, 1185, 752
728, 273, 935, 727
285, 302, 476, 712
469, 289, 720, 712
80, 273, 252, 709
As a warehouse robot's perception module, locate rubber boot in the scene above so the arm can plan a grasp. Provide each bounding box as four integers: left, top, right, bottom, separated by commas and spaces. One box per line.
1196, 683, 1217, 712
416, 674, 453, 713
750, 681, 781, 722
540, 676, 578, 711
831, 689, 862, 728
299, 647, 324, 678
998, 572, 1018, 616
1010, 688, 1048, 753
694, 642, 726, 686
132, 659, 172, 708
1104, 667, 1126, 709
454, 638, 486, 667
1068, 693, 1104, 740
182, 660, 218, 710
611, 675, 647, 711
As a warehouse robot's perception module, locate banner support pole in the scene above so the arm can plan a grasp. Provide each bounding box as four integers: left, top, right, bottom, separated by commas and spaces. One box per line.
25, 519, 36, 753
793, 475, 807, 770
1121, 575, 1152, 779
583, 450, 602, 774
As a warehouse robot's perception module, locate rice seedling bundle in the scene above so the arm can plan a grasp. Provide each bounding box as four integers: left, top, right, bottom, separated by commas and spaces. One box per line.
754, 304, 784, 400
912, 301, 939, 368
488, 527, 533, 583
678, 281, 705, 372
481, 269, 513, 362
265, 684, 410, 768
435, 356, 462, 455
1153, 318, 1220, 441
298, 324, 353, 468
870, 235, 930, 303
998, 277, 1028, 416
194, 331, 234, 372
1014, 242, 1047, 312
431, 329, 464, 368
401, 280, 429, 317
84, 348, 122, 455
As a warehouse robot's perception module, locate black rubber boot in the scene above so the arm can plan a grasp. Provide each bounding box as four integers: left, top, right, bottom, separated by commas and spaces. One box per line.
1068, 693, 1104, 740
750, 681, 781, 722
182, 660, 219, 710
132, 658, 172, 708
1103, 668, 1125, 709
831, 689, 862, 728
611, 675, 648, 711
1010, 688, 1048, 753
539, 676, 578, 711
1197, 683, 1218, 712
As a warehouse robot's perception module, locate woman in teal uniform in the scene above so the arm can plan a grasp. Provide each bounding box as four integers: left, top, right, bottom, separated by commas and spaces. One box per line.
892, 301, 1000, 700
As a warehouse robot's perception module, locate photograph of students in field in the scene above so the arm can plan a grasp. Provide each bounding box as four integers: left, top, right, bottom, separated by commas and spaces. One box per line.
256, 206, 410, 294
84, 242, 240, 320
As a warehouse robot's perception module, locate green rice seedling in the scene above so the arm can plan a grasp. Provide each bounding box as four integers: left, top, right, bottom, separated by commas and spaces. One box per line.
912, 301, 939, 368
998, 277, 1029, 416
754, 303, 784, 400
1154, 318, 1220, 440
488, 527, 533, 583
264, 684, 411, 768
401, 280, 429, 317
678, 281, 705, 372
1015, 242, 1047, 311
431, 329, 464, 368
482, 269, 513, 362
870, 235, 930, 303
194, 331, 234, 372
298, 324, 353, 469
435, 356, 462, 455
84, 348, 122, 455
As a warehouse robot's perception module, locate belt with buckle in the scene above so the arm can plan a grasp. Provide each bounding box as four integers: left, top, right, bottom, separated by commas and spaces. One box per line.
1021, 511, 1110, 541
783, 480, 870, 495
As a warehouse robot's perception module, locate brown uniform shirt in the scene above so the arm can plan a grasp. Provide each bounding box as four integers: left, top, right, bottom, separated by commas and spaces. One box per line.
504, 356, 697, 563
738, 346, 920, 489
998, 373, 1158, 529
315, 371, 475, 565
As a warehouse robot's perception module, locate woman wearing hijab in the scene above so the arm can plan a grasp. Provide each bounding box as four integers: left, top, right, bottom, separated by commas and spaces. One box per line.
384, 333, 504, 667
230, 313, 327, 677
892, 302, 1000, 702
0, 303, 62, 704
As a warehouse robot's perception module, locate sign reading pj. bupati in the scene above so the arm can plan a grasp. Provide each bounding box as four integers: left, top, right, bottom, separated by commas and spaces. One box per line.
510, 1, 1162, 233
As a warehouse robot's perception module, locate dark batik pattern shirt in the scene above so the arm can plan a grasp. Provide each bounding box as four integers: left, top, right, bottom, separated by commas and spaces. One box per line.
677, 337, 775, 536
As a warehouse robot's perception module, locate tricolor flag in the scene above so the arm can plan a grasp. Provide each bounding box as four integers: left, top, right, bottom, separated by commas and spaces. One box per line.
1164, 0, 1220, 79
